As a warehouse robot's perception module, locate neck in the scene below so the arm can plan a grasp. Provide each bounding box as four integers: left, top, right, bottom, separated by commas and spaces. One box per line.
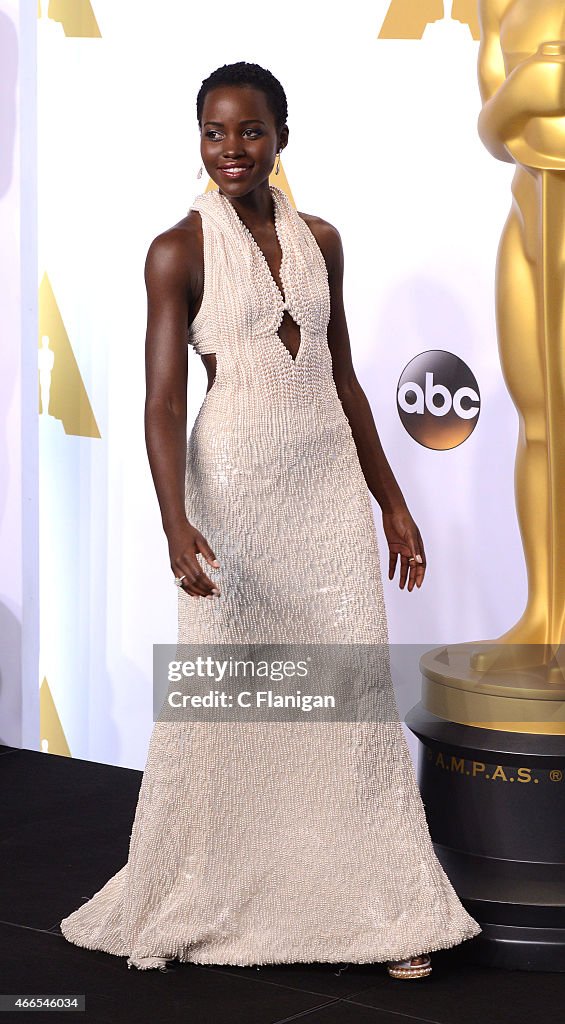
217, 182, 275, 228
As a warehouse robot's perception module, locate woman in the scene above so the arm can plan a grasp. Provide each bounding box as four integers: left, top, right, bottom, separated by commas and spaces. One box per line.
60, 61, 482, 979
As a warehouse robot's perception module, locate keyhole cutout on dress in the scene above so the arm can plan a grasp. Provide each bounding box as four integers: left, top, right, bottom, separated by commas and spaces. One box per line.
277, 307, 302, 363
220, 189, 304, 364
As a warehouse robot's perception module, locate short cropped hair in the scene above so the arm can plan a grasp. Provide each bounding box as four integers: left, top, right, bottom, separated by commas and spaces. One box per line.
196, 61, 288, 133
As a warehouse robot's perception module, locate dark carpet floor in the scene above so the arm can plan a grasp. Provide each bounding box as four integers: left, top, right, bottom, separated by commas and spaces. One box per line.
1, 743, 563, 1024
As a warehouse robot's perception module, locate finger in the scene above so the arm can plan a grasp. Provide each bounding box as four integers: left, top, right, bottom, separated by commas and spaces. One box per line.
412, 560, 426, 589
413, 549, 426, 588
412, 532, 427, 584
415, 529, 426, 570
186, 560, 220, 598
174, 556, 219, 599
173, 567, 208, 599
388, 549, 398, 580
407, 558, 419, 592
399, 530, 421, 591
398, 553, 410, 589
196, 534, 221, 569
407, 546, 426, 590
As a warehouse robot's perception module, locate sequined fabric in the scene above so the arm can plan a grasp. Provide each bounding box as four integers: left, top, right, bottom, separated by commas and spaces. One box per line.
60, 185, 482, 970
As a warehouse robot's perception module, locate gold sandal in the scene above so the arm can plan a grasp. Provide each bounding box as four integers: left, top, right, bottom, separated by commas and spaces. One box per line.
386, 954, 432, 979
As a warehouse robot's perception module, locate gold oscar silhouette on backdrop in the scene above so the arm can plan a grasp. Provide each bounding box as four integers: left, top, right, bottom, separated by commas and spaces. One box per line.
38, 274, 100, 437
418, 0, 565, 732
379, 0, 479, 40
37, 0, 101, 38
40, 677, 71, 757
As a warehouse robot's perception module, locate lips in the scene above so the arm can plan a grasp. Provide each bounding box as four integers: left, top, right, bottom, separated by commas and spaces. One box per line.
219, 165, 252, 178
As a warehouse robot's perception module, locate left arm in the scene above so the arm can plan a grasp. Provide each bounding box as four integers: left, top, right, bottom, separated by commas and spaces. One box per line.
308, 217, 426, 590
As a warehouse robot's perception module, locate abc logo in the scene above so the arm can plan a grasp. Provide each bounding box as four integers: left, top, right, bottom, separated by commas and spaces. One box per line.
397, 350, 480, 450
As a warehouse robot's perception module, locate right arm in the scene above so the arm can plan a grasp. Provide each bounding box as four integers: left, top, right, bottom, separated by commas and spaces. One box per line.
144, 230, 221, 599
477, 0, 515, 162
477, 0, 565, 161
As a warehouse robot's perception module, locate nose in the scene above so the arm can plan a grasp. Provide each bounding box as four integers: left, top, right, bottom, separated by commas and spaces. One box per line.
222, 136, 246, 156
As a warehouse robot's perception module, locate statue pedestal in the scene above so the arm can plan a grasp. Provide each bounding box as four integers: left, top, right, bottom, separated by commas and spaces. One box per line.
406, 651, 565, 971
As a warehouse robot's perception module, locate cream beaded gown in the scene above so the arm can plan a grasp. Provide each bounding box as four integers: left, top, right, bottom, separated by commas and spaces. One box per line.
60, 184, 481, 969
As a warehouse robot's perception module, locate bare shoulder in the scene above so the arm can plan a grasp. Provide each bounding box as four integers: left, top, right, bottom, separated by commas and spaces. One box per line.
144, 210, 204, 295
296, 210, 342, 275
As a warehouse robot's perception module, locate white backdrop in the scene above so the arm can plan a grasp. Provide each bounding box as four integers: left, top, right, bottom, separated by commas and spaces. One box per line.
36, 0, 524, 770
0, 0, 38, 751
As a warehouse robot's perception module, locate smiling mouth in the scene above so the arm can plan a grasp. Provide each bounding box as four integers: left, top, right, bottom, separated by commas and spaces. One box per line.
218, 166, 252, 178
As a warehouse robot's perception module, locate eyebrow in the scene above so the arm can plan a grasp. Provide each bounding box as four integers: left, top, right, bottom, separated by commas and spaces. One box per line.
203, 119, 267, 127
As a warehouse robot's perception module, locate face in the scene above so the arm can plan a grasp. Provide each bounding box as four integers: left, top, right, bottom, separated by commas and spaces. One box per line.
200, 85, 288, 195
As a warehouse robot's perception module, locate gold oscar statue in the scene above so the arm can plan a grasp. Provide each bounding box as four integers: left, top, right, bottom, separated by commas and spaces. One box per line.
418, 0, 565, 732
472, 2, 565, 676
404, 6, 565, 968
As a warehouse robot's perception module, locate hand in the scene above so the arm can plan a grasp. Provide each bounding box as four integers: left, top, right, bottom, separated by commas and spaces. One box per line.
382, 507, 426, 592
167, 520, 221, 599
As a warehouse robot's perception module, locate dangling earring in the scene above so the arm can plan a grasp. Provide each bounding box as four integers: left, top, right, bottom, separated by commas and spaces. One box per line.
197, 164, 203, 179
275, 150, 281, 175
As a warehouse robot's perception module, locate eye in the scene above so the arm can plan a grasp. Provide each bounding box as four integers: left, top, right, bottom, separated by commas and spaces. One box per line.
204, 129, 263, 140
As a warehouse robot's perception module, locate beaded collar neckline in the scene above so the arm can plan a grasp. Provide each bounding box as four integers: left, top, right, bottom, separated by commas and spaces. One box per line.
214, 185, 289, 312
